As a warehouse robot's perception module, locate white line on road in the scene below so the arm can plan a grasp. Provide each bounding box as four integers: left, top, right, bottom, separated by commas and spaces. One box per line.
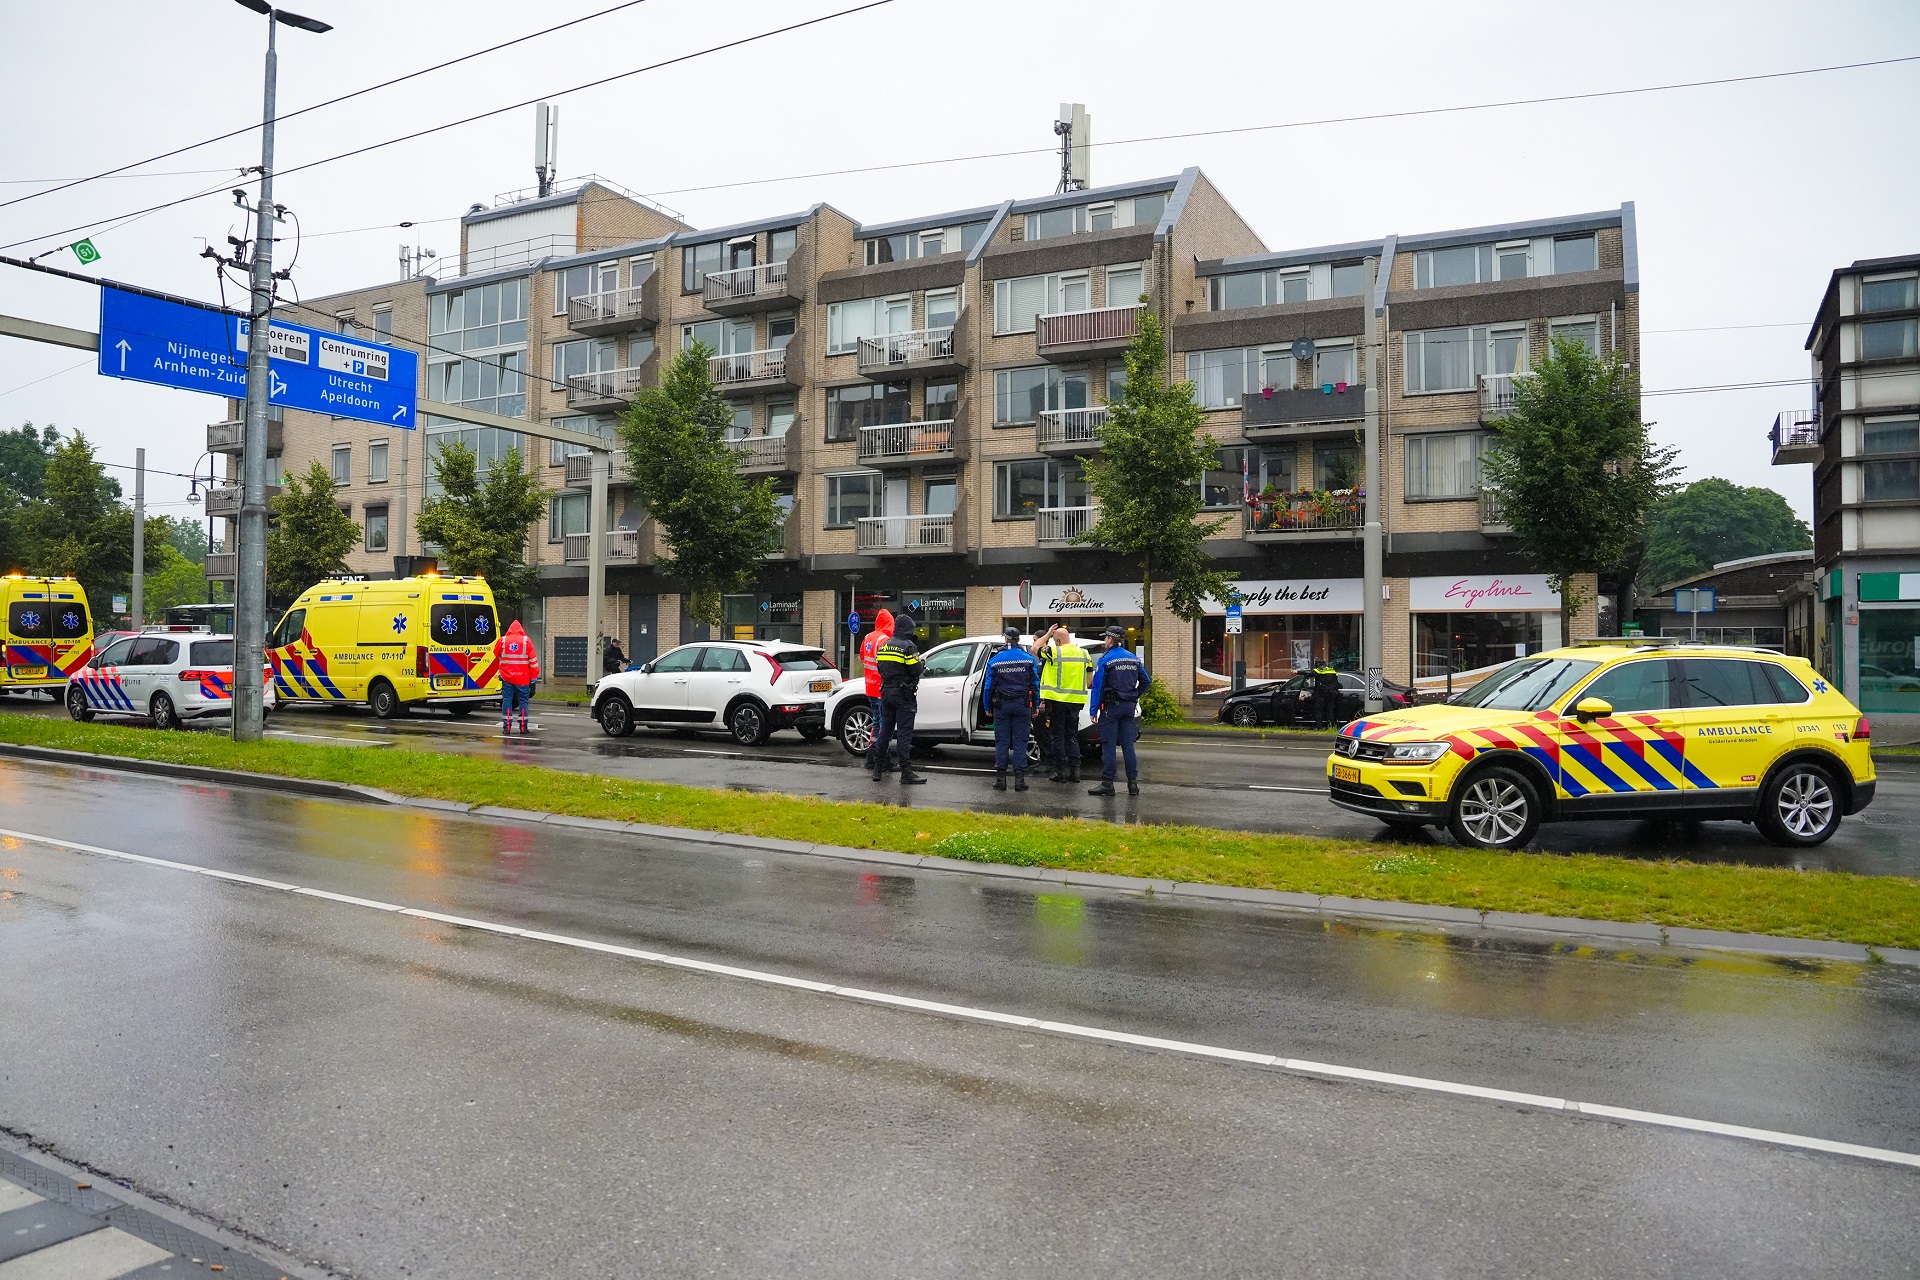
8, 823, 1917, 1174
1248, 784, 1324, 794
682, 748, 743, 757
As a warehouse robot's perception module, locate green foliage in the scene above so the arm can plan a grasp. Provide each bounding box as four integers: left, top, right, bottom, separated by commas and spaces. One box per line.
163, 516, 209, 565
1138, 678, 1185, 727
1640, 478, 1812, 590
0, 422, 59, 499
12, 432, 157, 620
617, 343, 784, 626
266, 462, 361, 610
142, 542, 214, 614
414, 441, 548, 620
1481, 338, 1679, 613
932, 830, 1102, 867
1082, 309, 1231, 633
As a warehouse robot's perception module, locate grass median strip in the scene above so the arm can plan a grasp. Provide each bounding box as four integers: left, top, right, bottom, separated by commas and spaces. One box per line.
2, 713, 1916, 949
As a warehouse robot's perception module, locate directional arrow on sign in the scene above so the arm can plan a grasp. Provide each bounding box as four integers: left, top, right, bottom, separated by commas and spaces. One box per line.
115, 339, 129, 371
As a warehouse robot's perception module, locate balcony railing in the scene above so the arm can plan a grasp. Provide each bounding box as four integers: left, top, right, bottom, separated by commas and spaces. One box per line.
856, 419, 958, 464
1242, 386, 1365, 432
1478, 488, 1511, 533
1242, 492, 1364, 537
454, 233, 575, 277
1770, 409, 1822, 465
565, 366, 648, 409
1037, 304, 1141, 355
204, 484, 280, 518
702, 260, 795, 311
1036, 406, 1108, 451
1479, 372, 1529, 423
206, 419, 282, 455
204, 553, 236, 581
724, 431, 797, 472
709, 347, 790, 388
855, 513, 954, 553
563, 449, 629, 488
566, 273, 656, 334
562, 528, 641, 565
856, 327, 958, 375
1035, 505, 1097, 545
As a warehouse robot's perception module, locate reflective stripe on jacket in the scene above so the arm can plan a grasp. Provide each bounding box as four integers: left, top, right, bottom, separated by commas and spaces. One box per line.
496, 633, 539, 684
1037, 642, 1091, 705
875, 635, 923, 697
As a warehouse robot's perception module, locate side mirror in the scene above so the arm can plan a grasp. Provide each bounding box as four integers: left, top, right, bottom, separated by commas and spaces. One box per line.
1573, 696, 1613, 723
639, 661, 655, 675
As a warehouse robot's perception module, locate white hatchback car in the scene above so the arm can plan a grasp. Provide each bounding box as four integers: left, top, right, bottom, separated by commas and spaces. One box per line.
589, 640, 841, 745
66, 630, 274, 729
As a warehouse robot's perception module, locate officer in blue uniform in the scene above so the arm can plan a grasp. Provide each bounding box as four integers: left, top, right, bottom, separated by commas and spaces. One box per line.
872, 616, 927, 785
1086, 625, 1148, 796
982, 627, 1040, 792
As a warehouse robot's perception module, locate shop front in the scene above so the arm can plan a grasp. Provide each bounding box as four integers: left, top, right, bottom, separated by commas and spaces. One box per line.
1410, 574, 1563, 689
721, 593, 804, 645
1196, 578, 1363, 693
1002, 581, 1147, 655
836, 585, 967, 673
1855, 571, 1920, 718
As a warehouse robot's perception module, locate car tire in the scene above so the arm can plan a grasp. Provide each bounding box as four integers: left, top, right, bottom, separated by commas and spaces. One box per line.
149, 691, 182, 731
369, 680, 403, 720
1026, 735, 1044, 768
1447, 765, 1542, 851
728, 701, 770, 746
1756, 759, 1842, 847
838, 704, 874, 757
597, 692, 635, 738
66, 684, 94, 723
1229, 703, 1260, 727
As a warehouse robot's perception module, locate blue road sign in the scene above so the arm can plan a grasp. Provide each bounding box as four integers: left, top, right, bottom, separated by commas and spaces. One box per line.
97, 286, 418, 429
1225, 601, 1243, 619
1673, 587, 1717, 614
847, 611, 862, 634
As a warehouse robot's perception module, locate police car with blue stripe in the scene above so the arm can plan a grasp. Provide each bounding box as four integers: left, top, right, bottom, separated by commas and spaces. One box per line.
66, 628, 273, 730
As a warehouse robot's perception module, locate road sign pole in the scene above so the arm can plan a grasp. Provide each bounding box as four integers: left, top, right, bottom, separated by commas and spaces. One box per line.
1361, 261, 1386, 711
131, 448, 145, 628
587, 450, 609, 677
233, 11, 279, 742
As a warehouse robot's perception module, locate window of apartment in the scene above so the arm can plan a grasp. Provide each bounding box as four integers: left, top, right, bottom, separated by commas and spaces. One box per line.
553, 337, 619, 385
1863, 460, 1920, 502
1406, 431, 1487, 499
992, 459, 1085, 518
548, 492, 587, 541
1494, 240, 1531, 280
1315, 441, 1364, 490
824, 471, 882, 526
924, 378, 959, 421
1861, 272, 1919, 314
335, 311, 355, 334
681, 241, 724, 292
372, 306, 392, 341
767, 311, 796, 350
1554, 234, 1598, 274
994, 365, 1086, 424
331, 444, 351, 486
338, 502, 352, 520
1022, 192, 1168, 241
1402, 324, 1528, 393
1105, 264, 1145, 309
1208, 267, 1308, 310
554, 263, 610, 315
993, 272, 1090, 334
827, 295, 910, 353
767, 400, 798, 437
925, 287, 961, 331
726, 405, 753, 439
864, 223, 981, 264
1107, 364, 1127, 405
364, 504, 389, 553
924, 473, 958, 517
682, 317, 752, 357
1199, 448, 1242, 508
1863, 415, 1920, 454
1416, 245, 1486, 289
768, 227, 797, 264
1184, 346, 1296, 408
546, 414, 617, 464
825, 382, 908, 441
1314, 341, 1356, 387
429, 279, 527, 350
1551, 317, 1600, 357
1331, 260, 1370, 298
1862, 318, 1919, 361
368, 439, 390, 484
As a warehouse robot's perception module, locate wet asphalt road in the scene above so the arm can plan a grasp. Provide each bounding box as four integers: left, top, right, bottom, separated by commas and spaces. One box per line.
6, 691, 1917, 877
1, 759, 1917, 1277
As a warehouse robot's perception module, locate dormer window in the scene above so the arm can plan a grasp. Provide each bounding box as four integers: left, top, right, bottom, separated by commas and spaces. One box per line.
863, 221, 987, 265
1023, 192, 1168, 241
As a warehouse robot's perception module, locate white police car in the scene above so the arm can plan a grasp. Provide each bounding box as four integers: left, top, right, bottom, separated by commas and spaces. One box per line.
66, 629, 273, 729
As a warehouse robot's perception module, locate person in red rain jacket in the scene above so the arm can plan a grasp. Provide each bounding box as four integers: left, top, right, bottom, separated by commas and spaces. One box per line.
859, 608, 894, 772
496, 619, 541, 734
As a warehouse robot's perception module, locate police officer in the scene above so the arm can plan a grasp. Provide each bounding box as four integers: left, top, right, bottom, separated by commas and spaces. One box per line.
1086, 625, 1148, 796
1310, 660, 1341, 729
859, 608, 896, 774
873, 615, 927, 786
1036, 624, 1092, 784
982, 627, 1040, 792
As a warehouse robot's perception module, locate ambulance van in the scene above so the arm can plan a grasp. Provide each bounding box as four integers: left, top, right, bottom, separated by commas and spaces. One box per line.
268, 574, 502, 718
2, 575, 94, 695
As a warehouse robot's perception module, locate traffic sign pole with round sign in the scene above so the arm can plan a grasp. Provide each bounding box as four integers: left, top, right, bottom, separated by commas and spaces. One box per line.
1018, 579, 1032, 638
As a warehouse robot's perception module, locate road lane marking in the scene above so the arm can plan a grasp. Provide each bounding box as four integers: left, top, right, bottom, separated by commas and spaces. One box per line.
9, 823, 1918, 1174
1248, 785, 1325, 794
682, 749, 743, 757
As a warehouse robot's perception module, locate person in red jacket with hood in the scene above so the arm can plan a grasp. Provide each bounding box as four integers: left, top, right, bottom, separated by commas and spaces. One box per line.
859, 608, 894, 772
496, 619, 540, 735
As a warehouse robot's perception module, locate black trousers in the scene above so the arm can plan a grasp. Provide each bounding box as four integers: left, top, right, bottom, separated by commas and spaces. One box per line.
880, 693, 917, 765
1048, 701, 1081, 768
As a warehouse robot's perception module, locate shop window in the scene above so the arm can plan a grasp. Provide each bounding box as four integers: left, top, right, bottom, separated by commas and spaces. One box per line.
1857, 608, 1920, 715
1197, 614, 1360, 688
1414, 612, 1546, 680
722, 593, 803, 644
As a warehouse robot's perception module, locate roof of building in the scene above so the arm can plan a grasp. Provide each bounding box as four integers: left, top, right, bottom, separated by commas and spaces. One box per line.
1806, 251, 1920, 350
1660, 549, 1815, 593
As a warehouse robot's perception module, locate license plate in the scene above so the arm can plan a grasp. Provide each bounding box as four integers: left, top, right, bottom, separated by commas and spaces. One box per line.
432, 676, 466, 690
9, 667, 47, 679
1333, 764, 1361, 784
809, 679, 834, 693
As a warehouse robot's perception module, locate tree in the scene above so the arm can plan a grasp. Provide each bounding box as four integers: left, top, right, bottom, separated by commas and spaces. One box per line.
617, 344, 783, 626
1639, 478, 1811, 590
143, 542, 216, 614
414, 440, 548, 620
14, 432, 156, 620
164, 516, 210, 566
1080, 308, 1231, 667
266, 461, 361, 609
0, 422, 59, 500
1481, 337, 1678, 625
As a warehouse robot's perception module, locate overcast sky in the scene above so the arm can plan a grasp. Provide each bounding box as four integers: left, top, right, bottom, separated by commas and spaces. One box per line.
2, 0, 1915, 523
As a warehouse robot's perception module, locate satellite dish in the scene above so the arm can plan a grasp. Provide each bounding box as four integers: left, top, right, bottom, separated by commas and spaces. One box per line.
1290, 338, 1315, 362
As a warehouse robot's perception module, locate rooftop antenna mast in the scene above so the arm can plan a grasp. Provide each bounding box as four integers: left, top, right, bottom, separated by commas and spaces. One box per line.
534, 102, 559, 198
1054, 103, 1089, 194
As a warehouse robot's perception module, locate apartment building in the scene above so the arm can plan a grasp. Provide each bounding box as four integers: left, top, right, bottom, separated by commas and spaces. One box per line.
228, 170, 1631, 700
1772, 253, 1920, 721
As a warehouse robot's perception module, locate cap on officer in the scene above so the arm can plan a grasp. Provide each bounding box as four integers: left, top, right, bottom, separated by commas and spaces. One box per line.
1103, 625, 1126, 640
1003, 626, 1021, 644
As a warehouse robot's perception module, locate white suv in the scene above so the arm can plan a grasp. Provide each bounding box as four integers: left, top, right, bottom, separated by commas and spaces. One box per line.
590, 640, 841, 745
66, 630, 275, 729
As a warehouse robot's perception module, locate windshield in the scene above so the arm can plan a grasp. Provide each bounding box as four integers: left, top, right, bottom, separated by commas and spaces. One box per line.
1451, 657, 1600, 711
768, 651, 834, 671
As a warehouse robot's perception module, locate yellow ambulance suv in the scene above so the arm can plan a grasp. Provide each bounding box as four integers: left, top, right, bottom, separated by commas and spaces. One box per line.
3, 575, 94, 694
1327, 640, 1875, 851
268, 575, 502, 718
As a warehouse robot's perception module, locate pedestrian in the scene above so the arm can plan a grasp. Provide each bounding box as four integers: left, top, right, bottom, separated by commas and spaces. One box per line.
602, 635, 627, 677
495, 619, 540, 735
859, 608, 896, 774
983, 627, 1040, 792
1036, 624, 1091, 783
1086, 625, 1148, 796
873, 615, 926, 785
1310, 660, 1340, 729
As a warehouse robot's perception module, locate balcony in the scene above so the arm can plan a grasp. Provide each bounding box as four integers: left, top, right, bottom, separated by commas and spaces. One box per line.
856, 418, 961, 467
702, 260, 801, 314
567, 267, 658, 335
1037, 304, 1141, 360
856, 326, 963, 378
204, 484, 281, 518
1037, 406, 1107, 453
1242, 492, 1364, 541
855, 513, 955, 555
725, 431, 798, 475
563, 449, 630, 488
204, 553, 236, 582
1241, 386, 1365, 436
710, 346, 799, 395
562, 528, 642, 566
206, 418, 282, 455
767, 500, 804, 560
1479, 373, 1529, 423
1770, 409, 1822, 465
1478, 488, 1512, 534
1035, 505, 1097, 546
565, 366, 649, 411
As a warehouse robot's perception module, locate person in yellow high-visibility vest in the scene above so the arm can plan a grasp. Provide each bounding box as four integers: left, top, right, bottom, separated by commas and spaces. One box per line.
1036, 624, 1092, 783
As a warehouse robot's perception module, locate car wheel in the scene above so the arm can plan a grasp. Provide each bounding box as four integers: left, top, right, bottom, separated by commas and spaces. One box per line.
1756, 760, 1842, 847
1229, 703, 1260, 727
728, 701, 770, 747
1026, 735, 1044, 767
66, 684, 94, 723
839, 704, 874, 757
597, 692, 635, 738
1447, 765, 1541, 851
369, 680, 403, 720
149, 691, 181, 731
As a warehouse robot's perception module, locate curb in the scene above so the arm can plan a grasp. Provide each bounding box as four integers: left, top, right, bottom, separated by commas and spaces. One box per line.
7, 741, 1917, 970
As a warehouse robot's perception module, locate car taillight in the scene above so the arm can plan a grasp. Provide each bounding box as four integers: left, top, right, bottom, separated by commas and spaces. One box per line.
416, 645, 428, 677
767, 657, 783, 686
1855, 716, 1871, 742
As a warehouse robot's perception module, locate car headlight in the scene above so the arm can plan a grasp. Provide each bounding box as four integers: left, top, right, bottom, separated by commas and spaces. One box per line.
1384, 742, 1449, 763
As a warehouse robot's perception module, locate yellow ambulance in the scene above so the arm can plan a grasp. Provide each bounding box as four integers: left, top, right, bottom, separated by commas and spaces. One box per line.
267, 574, 502, 718
2, 575, 95, 694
